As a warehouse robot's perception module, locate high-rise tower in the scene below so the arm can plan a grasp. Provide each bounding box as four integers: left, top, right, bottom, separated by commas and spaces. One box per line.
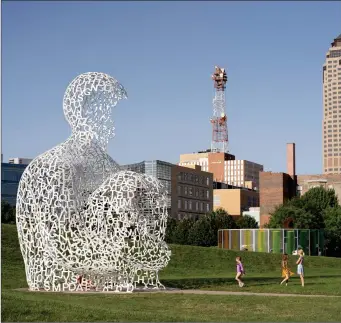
323, 34, 341, 174
210, 66, 228, 153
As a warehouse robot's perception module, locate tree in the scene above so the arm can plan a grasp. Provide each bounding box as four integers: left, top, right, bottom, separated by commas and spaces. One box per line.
188, 216, 215, 247
301, 186, 339, 215
171, 218, 195, 245
207, 208, 237, 246
165, 217, 178, 244
267, 204, 322, 229
236, 215, 259, 229
1, 200, 15, 224
323, 207, 341, 257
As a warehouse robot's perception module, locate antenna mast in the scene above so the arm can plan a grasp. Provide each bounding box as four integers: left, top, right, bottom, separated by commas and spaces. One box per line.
210, 66, 228, 153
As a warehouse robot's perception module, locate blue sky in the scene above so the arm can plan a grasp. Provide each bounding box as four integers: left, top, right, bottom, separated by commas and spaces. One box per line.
2, 1, 341, 174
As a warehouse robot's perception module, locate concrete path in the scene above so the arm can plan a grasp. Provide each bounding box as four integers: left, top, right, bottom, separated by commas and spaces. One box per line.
15, 288, 341, 298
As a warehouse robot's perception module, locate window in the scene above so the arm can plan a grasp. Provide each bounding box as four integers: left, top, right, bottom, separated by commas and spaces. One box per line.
189, 187, 193, 196
184, 186, 188, 195
206, 203, 210, 212
206, 177, 210, 186
184, 200, 188, 210
178, 200, 181, 209
206, 190, 209, 199
177, 185, 181, 195
189, 201, 192, 210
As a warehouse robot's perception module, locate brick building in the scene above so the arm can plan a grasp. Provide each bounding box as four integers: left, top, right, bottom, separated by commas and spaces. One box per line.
259, 143, 297, 227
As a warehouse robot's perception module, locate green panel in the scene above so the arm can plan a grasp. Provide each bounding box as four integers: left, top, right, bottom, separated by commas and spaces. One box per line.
231, 231, 239, 250
286, 230, 295, 255
257, 230, 266, 252
272, 230, 281, 254
299, 230, 309, 255
244, 230, 252, 251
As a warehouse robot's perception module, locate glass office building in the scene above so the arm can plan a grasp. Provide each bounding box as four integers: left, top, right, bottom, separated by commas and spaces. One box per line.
121, 160, 173, 208
1, 163, 28, 206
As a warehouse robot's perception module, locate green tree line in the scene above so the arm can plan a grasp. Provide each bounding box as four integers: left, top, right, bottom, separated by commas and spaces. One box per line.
165, 208, 258, 247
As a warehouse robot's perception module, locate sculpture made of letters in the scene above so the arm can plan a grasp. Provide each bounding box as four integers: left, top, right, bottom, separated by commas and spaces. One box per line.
16, 72, 171, 293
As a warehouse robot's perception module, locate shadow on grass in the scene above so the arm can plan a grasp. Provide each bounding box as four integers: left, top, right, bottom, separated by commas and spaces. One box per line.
162, 274, 341, 289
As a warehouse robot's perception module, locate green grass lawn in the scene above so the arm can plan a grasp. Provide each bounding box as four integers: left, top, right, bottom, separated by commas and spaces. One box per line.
2, 223, 341, 322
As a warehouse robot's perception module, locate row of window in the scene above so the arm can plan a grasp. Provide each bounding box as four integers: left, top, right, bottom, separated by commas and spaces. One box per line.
175, 213, 200, 221
324, 153, 341, 156
247, 196, 259, 207
329, 50, 341, 58
177, 172, 210, 186
324, 114, 341, 118
324, 168, 341, 172
177, 199, 210, 212
177, 185, 210, 199
327, 58, 341, 64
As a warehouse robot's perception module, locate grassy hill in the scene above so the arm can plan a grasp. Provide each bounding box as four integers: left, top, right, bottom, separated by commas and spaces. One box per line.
2, 223, 341, 322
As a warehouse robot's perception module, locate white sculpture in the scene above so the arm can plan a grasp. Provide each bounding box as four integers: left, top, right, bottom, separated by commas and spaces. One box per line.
16, 72, 171, 292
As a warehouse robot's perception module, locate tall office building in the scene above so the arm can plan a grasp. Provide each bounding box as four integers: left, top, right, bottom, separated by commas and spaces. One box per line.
323, 34, 341, 174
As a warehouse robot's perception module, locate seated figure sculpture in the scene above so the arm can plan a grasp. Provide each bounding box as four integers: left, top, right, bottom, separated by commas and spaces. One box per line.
16, 72, 171, 292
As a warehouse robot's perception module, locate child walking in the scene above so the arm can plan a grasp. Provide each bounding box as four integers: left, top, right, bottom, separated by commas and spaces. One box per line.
280, 253, 294, 286
235, 256, 245, 287
296, 249, 305, 287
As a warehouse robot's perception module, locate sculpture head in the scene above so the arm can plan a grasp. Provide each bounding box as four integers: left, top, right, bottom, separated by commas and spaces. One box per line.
63, 72, 127, 146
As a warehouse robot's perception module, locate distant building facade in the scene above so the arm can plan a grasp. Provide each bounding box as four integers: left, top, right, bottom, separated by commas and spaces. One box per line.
179, 151, 263, 189
259, 143, 297, 227
122, 160, 213, 220
121, 160, 173, 210
213, 187, 259, 218
297, 174, 341, 202
8, 157, 33, 165
259, 172, 296, 227
322, 34, 341, 174
171, 164, 213, 220
1, 163, 28, 206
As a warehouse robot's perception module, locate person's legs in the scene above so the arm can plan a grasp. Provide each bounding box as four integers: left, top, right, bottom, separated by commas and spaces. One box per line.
280, 274, 289, 285
298, 265, 304, 287
300, 274, 304, 287
235, 272, 243, 286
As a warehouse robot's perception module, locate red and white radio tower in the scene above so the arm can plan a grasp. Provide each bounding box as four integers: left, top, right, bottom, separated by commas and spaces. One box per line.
210, 66, 228, 153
